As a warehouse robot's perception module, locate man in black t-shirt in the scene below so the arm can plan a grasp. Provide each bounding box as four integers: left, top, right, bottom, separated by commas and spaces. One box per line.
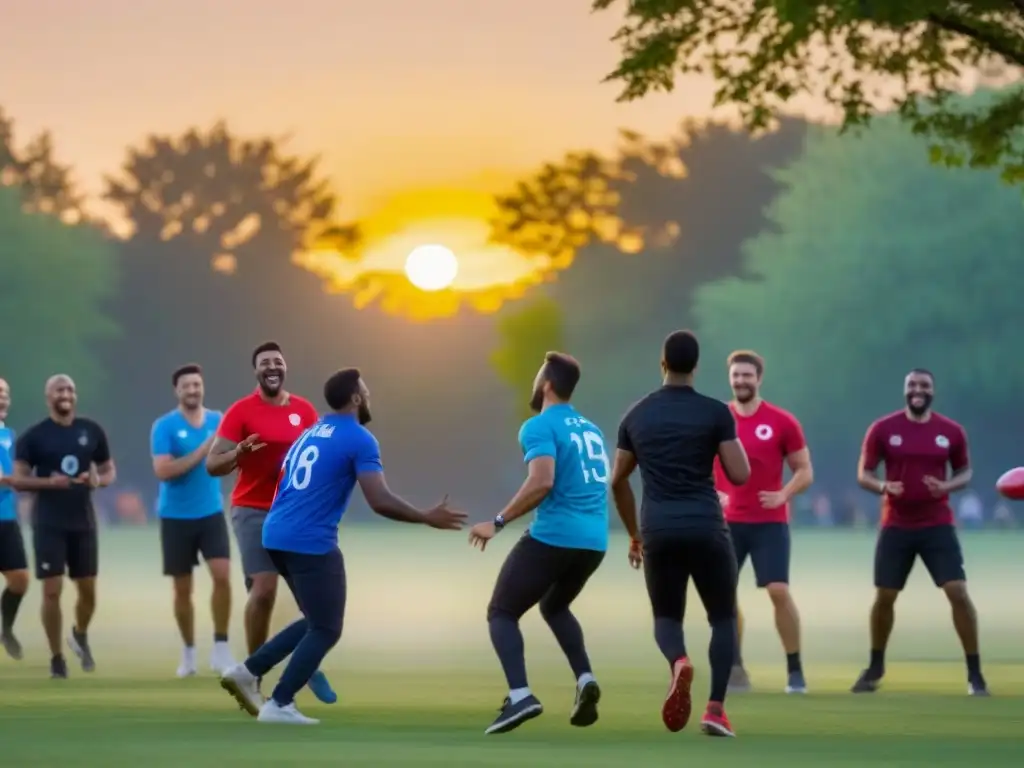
11, 375, 115, 679
610, 330, 750, 738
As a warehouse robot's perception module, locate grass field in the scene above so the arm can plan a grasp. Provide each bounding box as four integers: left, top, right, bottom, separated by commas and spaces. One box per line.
1, 527, 1022, 766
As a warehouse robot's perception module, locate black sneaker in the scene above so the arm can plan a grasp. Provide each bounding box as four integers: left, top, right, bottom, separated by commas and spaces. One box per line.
968, 676, 990, 697
484, 695, 544, 735
68, 628, 95, 672
570, 680, 601, 727
851, 668, 882, 693
1, 630, 23, 660
50, 655, 68, 679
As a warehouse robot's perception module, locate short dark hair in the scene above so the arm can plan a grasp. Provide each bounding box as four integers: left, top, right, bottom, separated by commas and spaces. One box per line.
324, 368, 362, 411
908, 368, 934, 381
541, 352, 581, 401
172, 363, 202, 387
252, 341, 282, 368
663, 330, 700, 374
727, 350, 764, 376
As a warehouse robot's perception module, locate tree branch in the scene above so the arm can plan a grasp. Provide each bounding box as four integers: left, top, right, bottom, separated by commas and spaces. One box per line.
927, 12, 1024, 67
1011, 0, 1024, 18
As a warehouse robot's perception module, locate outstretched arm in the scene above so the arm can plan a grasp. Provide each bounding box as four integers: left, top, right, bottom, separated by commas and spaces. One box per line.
495, 457, 555, 526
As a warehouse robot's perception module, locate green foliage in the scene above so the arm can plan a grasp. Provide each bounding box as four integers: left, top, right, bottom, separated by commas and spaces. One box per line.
490, 296, 566, 423
594, 0, 1024, 183
693, 90, 1024, 476
0, 187, 119, 422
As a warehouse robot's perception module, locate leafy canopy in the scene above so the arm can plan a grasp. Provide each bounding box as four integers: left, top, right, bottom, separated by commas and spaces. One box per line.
593, 0, 1024, 183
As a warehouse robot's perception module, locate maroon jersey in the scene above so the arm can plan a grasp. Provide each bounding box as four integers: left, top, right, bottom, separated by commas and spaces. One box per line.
860, 410, 969, 529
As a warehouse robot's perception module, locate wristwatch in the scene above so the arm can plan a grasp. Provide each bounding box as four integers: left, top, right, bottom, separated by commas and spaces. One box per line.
493, 514, 506, 531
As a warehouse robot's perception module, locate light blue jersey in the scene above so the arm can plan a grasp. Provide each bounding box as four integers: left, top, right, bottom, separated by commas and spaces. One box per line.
263, 413, 383, 555
520, 404, 609, 552
0, 425, 15, 522
150, 409, 224, 519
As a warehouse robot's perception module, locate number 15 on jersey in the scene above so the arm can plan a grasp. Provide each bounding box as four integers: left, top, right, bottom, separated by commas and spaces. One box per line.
569, 430, 608, 484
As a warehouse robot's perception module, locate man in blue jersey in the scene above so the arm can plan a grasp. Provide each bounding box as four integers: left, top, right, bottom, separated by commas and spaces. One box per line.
219, 368, 466, 724
468, 352, 609, 735
150, 364, 235, 677
0, 378, 30, 659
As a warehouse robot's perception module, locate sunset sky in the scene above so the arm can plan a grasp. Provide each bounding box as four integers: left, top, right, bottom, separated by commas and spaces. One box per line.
4, 0, 725, 305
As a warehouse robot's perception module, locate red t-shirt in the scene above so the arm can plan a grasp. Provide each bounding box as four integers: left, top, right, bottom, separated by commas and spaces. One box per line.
217, 390, 319, 510
861, 410, 968, 529
715, 400, 806, 524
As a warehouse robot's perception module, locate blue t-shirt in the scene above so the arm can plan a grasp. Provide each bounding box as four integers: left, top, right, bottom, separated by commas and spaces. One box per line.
150, 409, 224, 519
520, 404, 609, 552
0, 425, 16, 522
263, 413, 383, 555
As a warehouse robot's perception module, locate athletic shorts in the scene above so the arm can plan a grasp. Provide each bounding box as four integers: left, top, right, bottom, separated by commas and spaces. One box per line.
268, 548, 347, 638
32, 526, 98, 580
642, 530, 738, 623
874, 524, 966, 590
231, 506, 275, 579
729, 521, 790, 587
487, 532, 605, 622
160, 514, 231, 577
0, 521, 28, 572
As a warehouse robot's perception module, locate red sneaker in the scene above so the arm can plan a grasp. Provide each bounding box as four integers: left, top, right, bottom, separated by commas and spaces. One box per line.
661, 656, 694, 732
700, 702, 735, 737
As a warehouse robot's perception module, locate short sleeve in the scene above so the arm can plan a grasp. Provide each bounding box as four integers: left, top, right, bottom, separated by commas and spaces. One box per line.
218, 400, 245, 443
781, 413, 807, 456
150, 418, 172, 457
519, 418, 556, 463
301, 400, 319, 427
354, 430, 383, 475
949, 424, 970, 473
91, 423, 112, 464
861, 421, 884, 471
14, 429, 34, 467
715, 403, 737, 443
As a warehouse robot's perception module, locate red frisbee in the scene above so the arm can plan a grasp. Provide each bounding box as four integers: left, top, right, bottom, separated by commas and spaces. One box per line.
995, 467, 1024, 500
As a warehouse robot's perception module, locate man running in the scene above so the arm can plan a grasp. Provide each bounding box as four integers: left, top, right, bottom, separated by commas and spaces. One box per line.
715, 351, 813, 694
151, 364, 235, 677
0, 378, 30, 659
10, 374, 115, 678
851, 368, 987, 696
206, 342, 334, 702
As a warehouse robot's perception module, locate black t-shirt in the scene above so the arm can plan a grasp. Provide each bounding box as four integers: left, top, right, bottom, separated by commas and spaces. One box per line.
15, 417, 111, 531
617, 385, 736, 538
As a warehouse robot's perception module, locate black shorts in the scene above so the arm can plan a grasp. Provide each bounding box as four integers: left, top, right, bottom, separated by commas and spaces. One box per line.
32, 527, 98, 580
487, 532, 605, 622
160, 514, 231, 577
642, 530, 738, 623
874, 524, 966, 591
0, 521, 28, 572
729, 522, 790, 587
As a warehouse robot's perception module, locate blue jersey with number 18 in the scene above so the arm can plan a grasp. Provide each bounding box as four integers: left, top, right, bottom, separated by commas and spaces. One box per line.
520, 403, 609, 553
262, 413, 383, 555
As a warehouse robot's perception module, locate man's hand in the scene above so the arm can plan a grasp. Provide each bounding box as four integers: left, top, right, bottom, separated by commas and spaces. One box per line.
628, 538, 643, 570
469, 521, 496, 550
922, 476, 947, 498
237, 433, 267, 455
882, 481, 904, 497
48, 474, 74, 489
758, 490, 788, 509
74, 465, 101, 489
717, 490, 729, 507
423, 496, 467, 531
0, 474, 11, 489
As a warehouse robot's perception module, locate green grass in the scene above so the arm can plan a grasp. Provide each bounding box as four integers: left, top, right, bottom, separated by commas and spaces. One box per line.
0, 528, 1022, 765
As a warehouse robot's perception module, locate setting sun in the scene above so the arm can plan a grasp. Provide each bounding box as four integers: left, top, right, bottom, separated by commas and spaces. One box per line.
404, 244, 458, 291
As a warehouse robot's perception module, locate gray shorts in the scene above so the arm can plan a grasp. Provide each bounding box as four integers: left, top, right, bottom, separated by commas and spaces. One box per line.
230, 507, 276, 578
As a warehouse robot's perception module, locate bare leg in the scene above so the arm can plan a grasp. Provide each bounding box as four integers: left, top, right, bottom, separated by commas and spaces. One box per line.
172, 574, 195, 647
245, 571, 278, 654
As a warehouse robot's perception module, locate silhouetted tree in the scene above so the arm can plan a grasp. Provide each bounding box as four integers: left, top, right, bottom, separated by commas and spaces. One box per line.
0, 106, 86, 220
0, 186, 118, 425
595, 0, 1024, 185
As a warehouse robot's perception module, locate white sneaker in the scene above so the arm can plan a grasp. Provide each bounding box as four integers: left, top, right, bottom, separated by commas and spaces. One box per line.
209, 641, 236, 674
176, 647, 198, 678
219, 663, 264, 717
257, 700, 320, 725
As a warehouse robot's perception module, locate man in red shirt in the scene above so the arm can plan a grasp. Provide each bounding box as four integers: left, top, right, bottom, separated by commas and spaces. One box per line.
852, 368, 987, 696
206, 341, 334, 703
714, 351, 813, 695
